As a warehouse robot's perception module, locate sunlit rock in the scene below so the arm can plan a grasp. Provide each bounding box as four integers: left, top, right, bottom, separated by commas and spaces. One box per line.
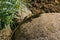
13, 13, 60, 40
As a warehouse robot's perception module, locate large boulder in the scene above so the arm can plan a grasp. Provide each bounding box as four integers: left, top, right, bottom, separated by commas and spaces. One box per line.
12, 13, 60, 40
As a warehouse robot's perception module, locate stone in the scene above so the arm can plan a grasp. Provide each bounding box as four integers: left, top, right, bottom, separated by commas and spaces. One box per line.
12, 13, 60, 40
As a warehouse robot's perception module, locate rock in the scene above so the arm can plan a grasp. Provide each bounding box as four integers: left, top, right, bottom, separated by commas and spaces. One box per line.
14, 4, 32, 23
12, 13, 60, 40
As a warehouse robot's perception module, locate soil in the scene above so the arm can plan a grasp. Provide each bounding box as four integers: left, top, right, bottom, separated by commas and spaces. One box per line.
27, 0, 60, 13
0, 28, 12, 40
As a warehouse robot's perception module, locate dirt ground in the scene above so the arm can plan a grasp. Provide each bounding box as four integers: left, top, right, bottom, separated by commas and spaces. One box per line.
27, 0, 60, 13
0, 28, 12, 40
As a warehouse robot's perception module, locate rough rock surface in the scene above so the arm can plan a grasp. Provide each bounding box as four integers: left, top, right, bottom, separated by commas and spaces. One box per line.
12, 13, 60, 40
14, 4, 32, 23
